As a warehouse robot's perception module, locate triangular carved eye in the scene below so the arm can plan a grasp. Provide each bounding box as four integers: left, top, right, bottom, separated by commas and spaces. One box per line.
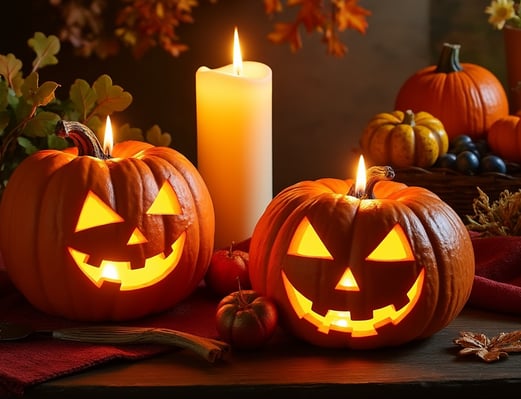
75, 192, 124, 232
366, 224, 414, 262
287, 217, 333, 259
146, 181, 181, 215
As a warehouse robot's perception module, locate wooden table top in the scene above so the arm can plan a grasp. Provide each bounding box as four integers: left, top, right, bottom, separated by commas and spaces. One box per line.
25, 306, 521, 399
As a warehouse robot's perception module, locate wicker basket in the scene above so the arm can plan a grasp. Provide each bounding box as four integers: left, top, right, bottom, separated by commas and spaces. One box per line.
393, 167, 521, 220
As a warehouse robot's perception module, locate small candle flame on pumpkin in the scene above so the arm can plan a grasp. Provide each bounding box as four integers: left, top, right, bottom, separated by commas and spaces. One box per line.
354, 155, 366, 198
233, 27, 243, 76
103, 116, 113, 157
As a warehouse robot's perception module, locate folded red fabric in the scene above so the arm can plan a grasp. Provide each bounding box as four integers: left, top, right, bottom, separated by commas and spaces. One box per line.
468, 235, 521, 315
0, 271, 221, 398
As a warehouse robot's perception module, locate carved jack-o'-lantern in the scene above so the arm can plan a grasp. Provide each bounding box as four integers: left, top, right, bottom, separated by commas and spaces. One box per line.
0, 123, 214, 322
249, 161, 475, 349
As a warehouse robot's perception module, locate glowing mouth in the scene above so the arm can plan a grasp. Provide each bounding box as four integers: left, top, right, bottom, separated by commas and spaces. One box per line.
282, 268, 424, 337
68, 232, 186, 291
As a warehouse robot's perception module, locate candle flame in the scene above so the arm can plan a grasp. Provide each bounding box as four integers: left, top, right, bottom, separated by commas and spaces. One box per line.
103, 116, 113, 156
354, 155, 366, 197
233, 27, 243, 76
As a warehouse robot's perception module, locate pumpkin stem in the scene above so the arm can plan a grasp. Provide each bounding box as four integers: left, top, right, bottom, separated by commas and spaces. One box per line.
227, 241, 235, 257
348, 165, 395, 199
403, 110, 416, 126
435, 43, 463, 74
236, 277, 250, 308
55, 120, 110, 159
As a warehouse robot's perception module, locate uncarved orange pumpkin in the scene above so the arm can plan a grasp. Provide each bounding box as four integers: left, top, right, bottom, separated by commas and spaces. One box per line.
248, 177, 475, 349
487, 114, 521, 163
395, 43, 508, 140
0, 137, 215, 321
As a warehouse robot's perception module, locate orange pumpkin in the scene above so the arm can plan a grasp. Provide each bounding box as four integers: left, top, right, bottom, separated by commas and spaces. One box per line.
487, 114, 521, 163
360, 109, 449, 168
0, 126, 215, 322
248, 176, 474, 349
394, 43, 508, 140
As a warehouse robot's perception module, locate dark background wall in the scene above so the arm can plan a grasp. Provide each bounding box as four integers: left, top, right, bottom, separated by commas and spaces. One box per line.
0, 0, 506, 195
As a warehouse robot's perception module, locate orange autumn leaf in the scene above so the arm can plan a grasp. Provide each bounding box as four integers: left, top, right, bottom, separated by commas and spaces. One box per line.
267, 22, 303, 53
266, 0, 371, 56
334, 0, 371, 33
264, 0, 283, 14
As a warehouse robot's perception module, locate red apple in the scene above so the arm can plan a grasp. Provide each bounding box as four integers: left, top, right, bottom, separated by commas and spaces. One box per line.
215, 288, 278, 350
204, 242, 251, 296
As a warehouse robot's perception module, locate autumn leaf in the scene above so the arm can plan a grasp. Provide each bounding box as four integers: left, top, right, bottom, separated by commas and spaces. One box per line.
267, 22, 302, 52
27, 32, 60, 72
0, 54, 23, 90
22, 111, 61, 138
454, 330, 521, 362
334, 0, 371, 33
264, 0, 283, 15
146, 124, 172, 147
266, 0, 370, 55
92, 74, 133, 115
114, 123, 144, 143
70, 79, 98, 120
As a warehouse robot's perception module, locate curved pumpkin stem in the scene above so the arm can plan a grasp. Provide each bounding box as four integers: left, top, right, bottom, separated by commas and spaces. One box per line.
435, 43, 463, 74
55, 120, 110, 159
348, 165, 395, 199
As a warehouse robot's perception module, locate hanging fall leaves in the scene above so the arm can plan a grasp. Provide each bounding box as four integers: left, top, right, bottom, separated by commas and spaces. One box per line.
46, 0, 371, 59
265, 0, 371, 56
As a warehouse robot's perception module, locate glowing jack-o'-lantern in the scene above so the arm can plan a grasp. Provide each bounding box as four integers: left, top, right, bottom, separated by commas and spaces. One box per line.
249, 159, 475, 349
0, 122, 214, 322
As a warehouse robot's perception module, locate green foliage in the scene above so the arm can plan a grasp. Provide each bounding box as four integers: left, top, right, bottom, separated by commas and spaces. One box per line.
0, 32, 172, 193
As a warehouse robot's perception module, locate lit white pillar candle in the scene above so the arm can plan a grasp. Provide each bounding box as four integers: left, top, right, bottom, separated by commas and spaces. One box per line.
196, 28, 272, 249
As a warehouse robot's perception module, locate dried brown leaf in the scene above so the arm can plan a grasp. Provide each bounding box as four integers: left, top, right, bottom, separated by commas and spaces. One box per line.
453, 330, 521, 362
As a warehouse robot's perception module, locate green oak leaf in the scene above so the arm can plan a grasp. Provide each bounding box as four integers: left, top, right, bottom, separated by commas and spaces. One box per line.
47, 133, 69, 150
69, 78, 97, 119
117, 123, 144, 142
0, 80, 8, 110
92, 74, 133, 114
146, 124, 172, 147
0, 111, 9, 133
21, 72, 59, 107
0, 54, 23, 86
28, 32, 60, 70
22, 111, 61, 137
17, 136, 39, 155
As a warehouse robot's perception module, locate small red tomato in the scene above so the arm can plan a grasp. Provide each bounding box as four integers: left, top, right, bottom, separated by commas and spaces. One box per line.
205, 242, 251, 296
216, 289, 278, 350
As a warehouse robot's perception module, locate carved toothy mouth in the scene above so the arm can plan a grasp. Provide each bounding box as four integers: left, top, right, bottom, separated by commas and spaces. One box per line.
68, 232, 186, 291
281, 268, 424, 337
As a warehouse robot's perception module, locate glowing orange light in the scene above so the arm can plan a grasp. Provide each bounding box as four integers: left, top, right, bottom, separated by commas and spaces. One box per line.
103, 116, 114, 156
354, 155, 366, 197
233, 27, 243, 76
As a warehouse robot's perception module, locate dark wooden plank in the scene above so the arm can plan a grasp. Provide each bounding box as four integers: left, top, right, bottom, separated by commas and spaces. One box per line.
25, 306, 521, 398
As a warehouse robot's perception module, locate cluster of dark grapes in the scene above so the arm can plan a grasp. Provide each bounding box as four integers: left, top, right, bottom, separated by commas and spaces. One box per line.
434, 135, 511, 175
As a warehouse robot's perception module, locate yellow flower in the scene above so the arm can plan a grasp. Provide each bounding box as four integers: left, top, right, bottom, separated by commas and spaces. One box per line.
485, 0, 520, 29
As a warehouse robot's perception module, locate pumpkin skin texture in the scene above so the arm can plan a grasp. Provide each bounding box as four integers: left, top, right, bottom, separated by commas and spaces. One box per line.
248, 178, 475, 349
394, 43, 508, 140
0, 141, 215, 321
360, 109, 449, 168
487, 115, 521, 163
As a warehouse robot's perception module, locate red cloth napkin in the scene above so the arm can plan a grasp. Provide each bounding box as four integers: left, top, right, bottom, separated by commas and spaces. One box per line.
0, 270, 221, 398
468, 234, 521, 315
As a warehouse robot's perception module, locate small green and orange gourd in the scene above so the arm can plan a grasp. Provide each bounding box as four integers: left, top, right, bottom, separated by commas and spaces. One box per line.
360, 109, 449, 168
